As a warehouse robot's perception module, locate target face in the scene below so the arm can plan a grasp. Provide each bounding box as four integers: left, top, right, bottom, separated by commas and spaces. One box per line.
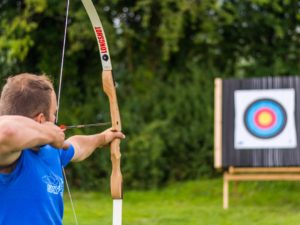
234, 89, 297, 149
244, 99, 287, 139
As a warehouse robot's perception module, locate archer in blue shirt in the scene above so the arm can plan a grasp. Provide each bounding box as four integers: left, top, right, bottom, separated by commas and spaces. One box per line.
0, 73, 125, 225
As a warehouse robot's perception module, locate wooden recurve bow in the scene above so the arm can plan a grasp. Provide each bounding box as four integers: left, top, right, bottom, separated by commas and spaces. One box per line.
81, 1, 123, 225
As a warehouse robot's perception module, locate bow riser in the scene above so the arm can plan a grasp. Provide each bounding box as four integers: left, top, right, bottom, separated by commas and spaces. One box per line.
102, 70, 123, 199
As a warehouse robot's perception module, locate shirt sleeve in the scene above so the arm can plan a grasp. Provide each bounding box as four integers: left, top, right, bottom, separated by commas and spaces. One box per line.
59, 144, 75, 167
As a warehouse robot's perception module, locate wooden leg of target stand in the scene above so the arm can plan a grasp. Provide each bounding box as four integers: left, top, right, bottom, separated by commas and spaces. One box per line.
233, 181, 238, 196
223, 172, 229, 209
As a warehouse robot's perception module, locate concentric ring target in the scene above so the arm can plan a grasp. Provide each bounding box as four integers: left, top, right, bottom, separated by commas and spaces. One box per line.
243, 98, 287, 139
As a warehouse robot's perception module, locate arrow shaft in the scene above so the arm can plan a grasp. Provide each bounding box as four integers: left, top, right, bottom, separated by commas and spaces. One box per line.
63, 122, 111, 129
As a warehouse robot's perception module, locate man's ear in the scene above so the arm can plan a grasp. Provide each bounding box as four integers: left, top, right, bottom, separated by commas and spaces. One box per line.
34, 113, 46, 123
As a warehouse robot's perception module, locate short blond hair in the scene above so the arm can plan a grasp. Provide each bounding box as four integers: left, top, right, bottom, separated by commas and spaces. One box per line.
0, 73, 54, 120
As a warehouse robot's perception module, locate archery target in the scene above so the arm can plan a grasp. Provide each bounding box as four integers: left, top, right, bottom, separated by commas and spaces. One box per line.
234, 89, 297, 149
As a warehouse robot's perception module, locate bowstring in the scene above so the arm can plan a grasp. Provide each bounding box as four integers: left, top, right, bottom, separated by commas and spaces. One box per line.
57, 0, 79, 225
56, 0, 69, 121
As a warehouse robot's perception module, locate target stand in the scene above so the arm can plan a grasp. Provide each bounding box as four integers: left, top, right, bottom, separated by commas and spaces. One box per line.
214, 77, 300, 209
223, 166, 300, 209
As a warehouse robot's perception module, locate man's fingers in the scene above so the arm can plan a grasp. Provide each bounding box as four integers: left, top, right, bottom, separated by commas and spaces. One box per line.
98, 128, 126, 149
115, 132, 125, 139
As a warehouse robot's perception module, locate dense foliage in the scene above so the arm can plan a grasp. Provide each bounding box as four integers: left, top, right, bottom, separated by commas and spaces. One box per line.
1, 0, 300, 189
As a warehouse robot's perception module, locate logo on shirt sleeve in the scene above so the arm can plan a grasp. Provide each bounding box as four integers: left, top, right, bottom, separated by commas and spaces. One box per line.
42, 172, 64, 195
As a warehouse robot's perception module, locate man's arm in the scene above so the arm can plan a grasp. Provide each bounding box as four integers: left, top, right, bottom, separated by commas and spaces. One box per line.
67, 128, 125, 162
0, 115, 67, 166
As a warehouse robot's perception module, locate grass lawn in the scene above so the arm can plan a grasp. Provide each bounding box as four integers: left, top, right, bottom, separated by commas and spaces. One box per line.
63, 178, 300, 225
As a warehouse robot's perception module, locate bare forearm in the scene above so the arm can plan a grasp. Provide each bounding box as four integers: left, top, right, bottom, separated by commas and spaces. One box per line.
0, 116, 60, 166
68, 128, 125, 162
0, 116, 62, 154
67, 133, 105, 162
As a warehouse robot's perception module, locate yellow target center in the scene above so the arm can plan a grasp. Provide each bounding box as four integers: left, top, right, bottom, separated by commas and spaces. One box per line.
258, 112, 273, 126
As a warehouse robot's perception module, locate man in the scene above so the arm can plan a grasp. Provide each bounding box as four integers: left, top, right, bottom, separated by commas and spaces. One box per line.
0, 73, 125, 225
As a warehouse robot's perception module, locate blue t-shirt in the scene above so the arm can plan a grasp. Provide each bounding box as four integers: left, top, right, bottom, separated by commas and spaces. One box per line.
0, 144, 75, 225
